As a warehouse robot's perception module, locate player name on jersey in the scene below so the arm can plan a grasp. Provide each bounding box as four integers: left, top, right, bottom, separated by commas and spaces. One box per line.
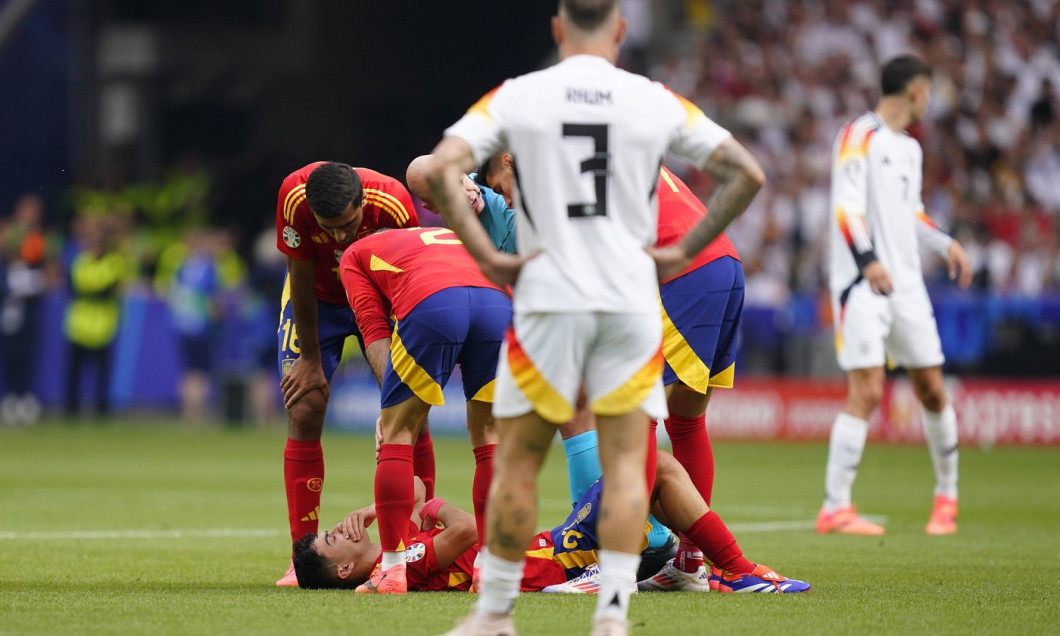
566, 87, 613, 105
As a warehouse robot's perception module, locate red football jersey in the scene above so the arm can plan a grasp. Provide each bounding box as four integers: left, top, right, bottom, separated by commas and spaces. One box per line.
655, 166, 740, 284
275, 163, 418, 305
375, 524, 566, 592
339, 227, 505, 346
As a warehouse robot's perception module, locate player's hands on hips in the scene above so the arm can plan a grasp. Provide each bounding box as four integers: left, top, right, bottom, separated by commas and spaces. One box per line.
862, 260, 894, 295
336, 505, 377, 541
647, 244, 693, 282
947, 240, 973, 289
374, 416, 383, 461
280, 357, 330, 409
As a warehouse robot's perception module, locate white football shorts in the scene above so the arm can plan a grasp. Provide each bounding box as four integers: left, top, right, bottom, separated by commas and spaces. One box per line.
832, 281, 945, 371
493, 311, 669, 424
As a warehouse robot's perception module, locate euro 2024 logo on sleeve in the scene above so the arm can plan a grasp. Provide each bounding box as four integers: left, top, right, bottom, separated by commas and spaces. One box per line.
405, 542, 427, 563
283, 226, 301, 248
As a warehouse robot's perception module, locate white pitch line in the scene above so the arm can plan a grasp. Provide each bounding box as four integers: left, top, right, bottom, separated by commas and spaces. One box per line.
0, 528, 286, 541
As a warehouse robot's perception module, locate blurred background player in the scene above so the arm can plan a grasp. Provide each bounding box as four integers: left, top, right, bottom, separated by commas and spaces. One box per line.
406, 155, 516, 255
338, 226, 511, 593
292, 451, 809, 595
273, 161, 420, 585
820, 55, 973, 537
427, 1, 764, 634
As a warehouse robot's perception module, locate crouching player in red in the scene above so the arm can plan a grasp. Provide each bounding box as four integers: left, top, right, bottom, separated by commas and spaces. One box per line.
338, 226, 511, 594
291, 451, 809, 594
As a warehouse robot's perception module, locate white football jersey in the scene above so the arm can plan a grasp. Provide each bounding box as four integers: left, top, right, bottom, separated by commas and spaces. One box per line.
445, 55, 731, 313
829, 111, 952, 296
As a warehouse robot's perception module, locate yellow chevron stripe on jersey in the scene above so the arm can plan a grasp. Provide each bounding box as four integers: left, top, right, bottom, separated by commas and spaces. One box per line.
370, 255, 404, 273
468, 86, 500, 118
837, 120, 876, 164
447, 572, 471, 589
661, 303, 712, 393
592, 347, 665, 416
284, 186, 307, 224
708, 361, 735, 389
671, 91, 707, 129
390, 327, 445, 406
552, 549, 598, 572
659, 167, 681, 192
470, 379, 495, 403
365, 189, 410, 224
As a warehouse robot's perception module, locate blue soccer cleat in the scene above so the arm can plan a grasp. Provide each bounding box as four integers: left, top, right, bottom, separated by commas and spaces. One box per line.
709, 564, 811, 593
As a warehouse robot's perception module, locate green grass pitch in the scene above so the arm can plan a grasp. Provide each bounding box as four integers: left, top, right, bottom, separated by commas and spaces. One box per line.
1, 422, 1058, 635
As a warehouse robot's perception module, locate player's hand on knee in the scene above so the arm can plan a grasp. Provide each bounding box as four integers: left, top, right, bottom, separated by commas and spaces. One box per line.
280, 357, 329, 409
862, 261, 893, 296
947, 240, 973, 289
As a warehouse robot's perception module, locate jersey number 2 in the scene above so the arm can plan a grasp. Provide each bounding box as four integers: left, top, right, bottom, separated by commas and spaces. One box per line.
562, 123, 610, 219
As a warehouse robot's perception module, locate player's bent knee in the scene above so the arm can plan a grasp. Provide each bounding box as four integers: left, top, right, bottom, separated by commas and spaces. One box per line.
287, 393, 327, 438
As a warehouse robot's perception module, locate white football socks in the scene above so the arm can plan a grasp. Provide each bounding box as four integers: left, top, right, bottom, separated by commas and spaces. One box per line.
594, 549, 639, 622
381, 550, 404, 571
824, 412, 870, 512
923, 404, 959, 499
476, 549, 523, 616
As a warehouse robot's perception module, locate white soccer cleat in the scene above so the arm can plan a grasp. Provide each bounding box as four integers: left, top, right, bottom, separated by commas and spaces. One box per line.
636, 558, 710, 592
542, 562, 602, 594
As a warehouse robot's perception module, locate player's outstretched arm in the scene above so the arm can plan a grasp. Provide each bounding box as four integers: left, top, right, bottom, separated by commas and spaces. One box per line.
427, 138, 533, 287
650, 138, 765, 281
429, 501, 478, 569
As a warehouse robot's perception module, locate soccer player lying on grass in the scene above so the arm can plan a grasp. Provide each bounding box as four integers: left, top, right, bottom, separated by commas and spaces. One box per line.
291, 450, 809, 594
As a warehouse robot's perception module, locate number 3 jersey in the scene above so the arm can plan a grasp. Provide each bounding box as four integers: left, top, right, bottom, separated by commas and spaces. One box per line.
445, 54, 732, 314
829, 112, 953, 295
338, 227, 505, 347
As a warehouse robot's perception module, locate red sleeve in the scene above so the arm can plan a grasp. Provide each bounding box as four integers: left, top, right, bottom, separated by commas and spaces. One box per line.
276, 164, 323, 261
339, 245, 392, 346
358, 169, 419, 231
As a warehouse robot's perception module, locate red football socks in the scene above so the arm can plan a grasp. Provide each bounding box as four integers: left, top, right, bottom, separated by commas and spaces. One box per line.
675, 534, 705, 573
683, 511, 754, 575
645, 419, 659, 497
375, 444, 415, 552
666, 414, 714, 505
283, 438, 324, 545
472, 444, 496, 543
413, 430, 436, 501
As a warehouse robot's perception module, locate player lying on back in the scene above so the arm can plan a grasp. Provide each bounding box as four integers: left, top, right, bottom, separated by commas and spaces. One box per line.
291, 450, 809, 594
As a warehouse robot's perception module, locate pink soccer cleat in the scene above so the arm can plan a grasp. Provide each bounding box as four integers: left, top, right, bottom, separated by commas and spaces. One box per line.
816, 505, 885, 535
354, 562, 407, 594
275, 560, 298, 587
925, 495, 958, 535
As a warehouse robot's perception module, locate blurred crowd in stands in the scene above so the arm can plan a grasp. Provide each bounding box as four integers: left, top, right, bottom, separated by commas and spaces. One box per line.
654, 0, 1060, 305
2, 1, 1058, 423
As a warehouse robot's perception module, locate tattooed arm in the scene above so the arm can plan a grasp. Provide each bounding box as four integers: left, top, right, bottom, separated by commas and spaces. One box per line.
649, 138, 765, 281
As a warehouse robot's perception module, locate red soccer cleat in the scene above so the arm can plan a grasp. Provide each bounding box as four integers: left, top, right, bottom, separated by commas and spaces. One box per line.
275, 560, 298, 587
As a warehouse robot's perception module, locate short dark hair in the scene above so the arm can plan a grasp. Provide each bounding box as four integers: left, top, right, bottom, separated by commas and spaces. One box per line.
880, 55, 932, 96
305, 162, 363, 219
292, 533, 349, 590
559, 0, 618, 31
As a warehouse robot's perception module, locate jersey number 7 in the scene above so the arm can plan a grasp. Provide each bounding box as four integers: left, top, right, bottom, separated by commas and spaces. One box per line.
562, 123, 610, 219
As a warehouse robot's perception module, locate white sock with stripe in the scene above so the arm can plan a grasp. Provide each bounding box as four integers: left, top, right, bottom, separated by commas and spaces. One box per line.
476, 549, 523, 616
923, 404, 959, 499
594, 550, 639, 621
823, 412, 869, 512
